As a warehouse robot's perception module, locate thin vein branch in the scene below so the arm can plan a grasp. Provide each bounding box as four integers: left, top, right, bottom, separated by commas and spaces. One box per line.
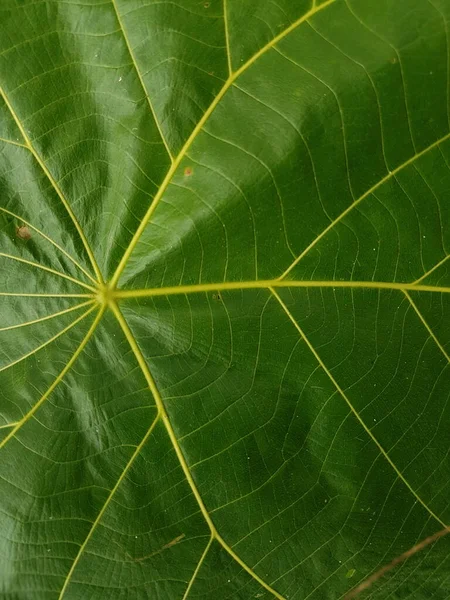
223, 0, 233, 76
0, 300, 94, 332
278, 131, 450, 280
270, 286, 447, 529
182, 536, 214, 599
0, 305, 97, 374
403, 290, 450, 363
0, 135, 27, 148
109, 0, 336, 289
110, 0, 173, 161
58, 410, 161, 599
110, 302, 286, 600
0, 305, 102, 450
413, 254, 450, 285
0, 86, 103, 283
0, 206, 98, 284
0, 252, 97, 292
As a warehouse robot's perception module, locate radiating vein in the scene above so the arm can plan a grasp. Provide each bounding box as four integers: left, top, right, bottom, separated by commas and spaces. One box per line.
0, 292, 93, 298
109, 0, 336, 289
182, 536, 214, 600
0, 305, 102, 450
0, 86, 103, 283
58, 411, 160, 599
403, 291, 450, 363
109, 302, 286, 600
0, 253, 97, 292
270, 287, 447, 529
223, 0, 233, 75
0, 300, 94, 332
413, 254, 450, 285
0, 135, 26, 148
0, 206, 98, 284
0, 304, 96, 374
113, 279, 450, 300
110, 0, 173, 161
279, 131, 450, 280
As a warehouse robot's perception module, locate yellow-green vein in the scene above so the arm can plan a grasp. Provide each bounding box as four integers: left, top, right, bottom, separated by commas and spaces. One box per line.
0, 304, 102, 450
0, 422, 19, 430
0, 292, 93, 298
270, 287, 447, 529
403, 290, 450, 363
223, 0, 233, 76
0, 206, 98, 284
113, 279, 450, 300
109, 0, 336, 289
0, 304, 97, 374
279, 131, 450, 280
0, 86, 103, 283
110, 0, 173, 162
0, 252, 97, 292
58, 409, 160, 599
0, 300, 94, 332
182, 535, 214, 600
413, 254, 450, 285
0, 135, 26, 148
110, 302, 286, 600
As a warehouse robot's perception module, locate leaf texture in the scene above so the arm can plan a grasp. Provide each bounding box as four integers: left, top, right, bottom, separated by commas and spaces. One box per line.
1, 0, 450, 598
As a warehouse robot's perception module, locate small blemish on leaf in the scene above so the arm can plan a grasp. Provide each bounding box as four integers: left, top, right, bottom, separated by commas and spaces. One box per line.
184, 166, 193, 176
16, 225, 31, 240
389, 56, 397, 64
204, 2, 210, 7
346, 568, 356, 578
212, 292, 222, 301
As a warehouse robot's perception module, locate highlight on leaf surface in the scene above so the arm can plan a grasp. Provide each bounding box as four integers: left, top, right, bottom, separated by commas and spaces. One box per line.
0, 0, 449, 599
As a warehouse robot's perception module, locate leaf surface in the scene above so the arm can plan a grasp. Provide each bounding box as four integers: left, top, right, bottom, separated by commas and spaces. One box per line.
1, 0, 450, 598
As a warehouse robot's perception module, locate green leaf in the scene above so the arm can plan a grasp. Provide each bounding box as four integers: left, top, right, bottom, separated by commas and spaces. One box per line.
0, 0, 449, 598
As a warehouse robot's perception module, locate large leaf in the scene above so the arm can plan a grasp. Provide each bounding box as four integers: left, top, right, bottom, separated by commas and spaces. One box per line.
1, 0, 449, 598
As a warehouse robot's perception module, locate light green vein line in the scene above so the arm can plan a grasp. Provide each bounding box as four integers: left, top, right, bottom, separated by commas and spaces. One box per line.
0, 292, 93, 298
113, 279, 450, 300
0, 305, 102, 450
0, 253, 97, 292
110, 302, 286, 600
0, 135, 26, 148
109, 0, 336, 289
0, 86, 103, 284
0, 206, 98, 284
413, 254, 450, 285
403, 290, 450, 363
223, 0, 233, 76
182, 536, 214, 600
0, 300, 94, 332
270, 286, 447, 529
279, 131, 450, 280
0, 422, 19, 430
0, 304, 97, 374
58, 411, 160, 599
110, 0, 173, 162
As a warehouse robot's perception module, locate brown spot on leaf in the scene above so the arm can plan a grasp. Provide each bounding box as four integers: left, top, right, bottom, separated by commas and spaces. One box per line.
204, 2, 210, 7
389, 56, 397, 64
184, 166, 193, 176
16, 225, 31, 240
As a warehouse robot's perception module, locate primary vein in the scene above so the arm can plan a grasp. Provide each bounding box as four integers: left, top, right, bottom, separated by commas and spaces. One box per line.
113, 279, 450, 299
0, 253, 97, 292
109, 0, 336, 289
109, 302, 286, 600
0, 86, 103, 284
270, 287, 447, 529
